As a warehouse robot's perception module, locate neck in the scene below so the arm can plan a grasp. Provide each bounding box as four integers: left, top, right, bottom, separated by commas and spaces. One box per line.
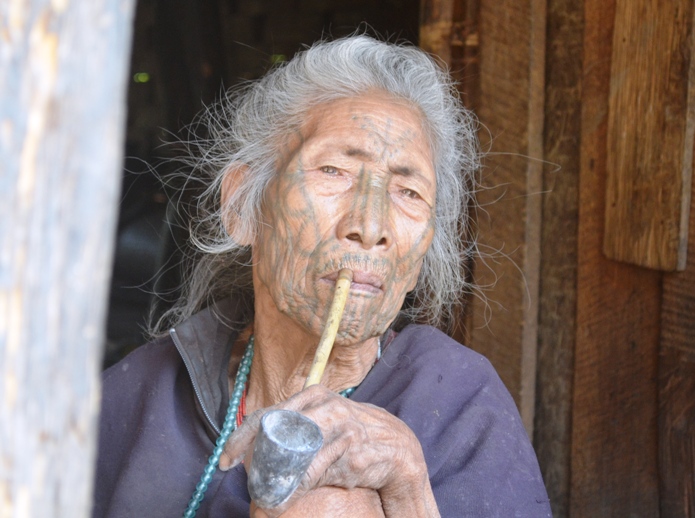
240, 282, 380, 413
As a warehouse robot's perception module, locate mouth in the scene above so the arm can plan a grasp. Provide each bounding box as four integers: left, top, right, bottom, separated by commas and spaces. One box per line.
322, 270, 384, 295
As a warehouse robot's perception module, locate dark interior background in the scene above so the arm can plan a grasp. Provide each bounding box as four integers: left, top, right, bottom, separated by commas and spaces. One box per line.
105, 0, 420, 367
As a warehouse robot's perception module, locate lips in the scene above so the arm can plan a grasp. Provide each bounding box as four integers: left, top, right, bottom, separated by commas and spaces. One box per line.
323, 270, 384, 294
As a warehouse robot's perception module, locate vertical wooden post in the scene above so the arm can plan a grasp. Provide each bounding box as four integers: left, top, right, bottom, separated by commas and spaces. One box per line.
468, 0, 547, 435
534, 0, 583, 515
420, 0, 481, 106
659, 163, 695, 517
420, 0, 480, 347
571, 0, 661, 514
420, 0, 457, 65
0, 0, 136, 515
421, 0, 547, 437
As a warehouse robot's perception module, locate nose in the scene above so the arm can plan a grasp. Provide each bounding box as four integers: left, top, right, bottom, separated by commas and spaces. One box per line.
336, 174, 393, 250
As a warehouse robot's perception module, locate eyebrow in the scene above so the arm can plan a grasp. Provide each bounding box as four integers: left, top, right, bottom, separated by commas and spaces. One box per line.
344, 146, 373, 160
343, 147, 417, 177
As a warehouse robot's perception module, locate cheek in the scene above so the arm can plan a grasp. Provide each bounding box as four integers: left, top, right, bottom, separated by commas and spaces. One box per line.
395, 219, 435, 276
255, 184, 326, 298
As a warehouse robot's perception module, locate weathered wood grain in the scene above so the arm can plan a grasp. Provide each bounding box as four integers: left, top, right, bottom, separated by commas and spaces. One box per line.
0, 0, 136, 515
533, 0, 583, 515
420, 0, 456, 64
421, 0, 479, 111
659, 150, 695, 518
468, 0, 547, 435
604, 0, 695, 271
420, 0, 480, 347
571, 0, 661, 514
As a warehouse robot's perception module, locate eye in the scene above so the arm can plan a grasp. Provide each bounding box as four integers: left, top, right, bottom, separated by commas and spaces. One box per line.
400, 188, 422, 200
320, 165, 339, 175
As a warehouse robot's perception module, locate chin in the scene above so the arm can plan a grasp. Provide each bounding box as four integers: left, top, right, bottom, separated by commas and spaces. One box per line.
334, 317, 392, 346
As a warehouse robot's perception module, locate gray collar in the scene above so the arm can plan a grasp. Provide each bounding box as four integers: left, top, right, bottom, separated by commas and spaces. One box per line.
169, 298, 242, 437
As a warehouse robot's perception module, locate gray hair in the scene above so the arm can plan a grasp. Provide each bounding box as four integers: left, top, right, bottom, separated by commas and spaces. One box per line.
153, 34, 479, 335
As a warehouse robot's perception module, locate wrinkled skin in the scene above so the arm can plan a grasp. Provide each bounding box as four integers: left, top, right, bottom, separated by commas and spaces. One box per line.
221, 386, 438, 517
254, 93, 436, 345
220, 92, 440, 517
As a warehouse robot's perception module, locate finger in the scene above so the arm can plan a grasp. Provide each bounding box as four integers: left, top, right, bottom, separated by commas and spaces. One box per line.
249, 501, 269, 518
294, 403, 412, 491
284, 383, 336, 411
219, 408, 265, 470
219, 385, 338, 471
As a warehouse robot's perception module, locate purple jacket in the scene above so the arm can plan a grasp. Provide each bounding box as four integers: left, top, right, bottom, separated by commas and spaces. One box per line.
93, 300, 551, 517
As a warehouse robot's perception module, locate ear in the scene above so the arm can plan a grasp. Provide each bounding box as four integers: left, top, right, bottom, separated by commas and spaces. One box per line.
220, 164, 254, 246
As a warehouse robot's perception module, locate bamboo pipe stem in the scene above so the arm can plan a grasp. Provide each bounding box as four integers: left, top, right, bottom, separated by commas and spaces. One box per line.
303, 268, 353, 388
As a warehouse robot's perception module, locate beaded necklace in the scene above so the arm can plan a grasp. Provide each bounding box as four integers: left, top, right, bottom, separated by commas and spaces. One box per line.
182, 335, 380, 517
182, 335, 254, 517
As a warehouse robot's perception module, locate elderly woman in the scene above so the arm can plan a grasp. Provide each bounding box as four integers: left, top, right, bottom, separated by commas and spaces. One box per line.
93, 36, 551, 517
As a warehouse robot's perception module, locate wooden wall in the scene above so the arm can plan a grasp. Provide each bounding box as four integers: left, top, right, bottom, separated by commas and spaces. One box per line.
5, 1, 692, 516
0, 0, 136, 515
422, 0, 695, 516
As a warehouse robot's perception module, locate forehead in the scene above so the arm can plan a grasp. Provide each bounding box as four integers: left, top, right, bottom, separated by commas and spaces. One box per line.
298, 93, 435, 174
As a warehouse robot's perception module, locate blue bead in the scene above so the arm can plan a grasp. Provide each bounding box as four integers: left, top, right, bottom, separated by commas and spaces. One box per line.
214, 445, 224, 457
340, 386, 356, 398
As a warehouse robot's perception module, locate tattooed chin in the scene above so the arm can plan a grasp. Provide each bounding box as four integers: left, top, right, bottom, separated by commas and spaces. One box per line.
340, 294, 406, 344
280, 288, 399, 345
334, 311, 395, 345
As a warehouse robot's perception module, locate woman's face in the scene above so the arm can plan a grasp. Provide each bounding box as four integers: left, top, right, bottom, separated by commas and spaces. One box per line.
252, 92, 436, 344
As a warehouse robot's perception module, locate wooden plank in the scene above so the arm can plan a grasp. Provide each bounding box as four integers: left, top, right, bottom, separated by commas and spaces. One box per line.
571, 0, 661, 514
420, 0, 480, 347
604, 0, 695, 271
0, 0, 135, 515
421, 0, 480, 112
420, 0, 456, 65
534, 0, 583, 515
449, 0, 480, 113
468, 0, 546, 435
659, 152, 695, 517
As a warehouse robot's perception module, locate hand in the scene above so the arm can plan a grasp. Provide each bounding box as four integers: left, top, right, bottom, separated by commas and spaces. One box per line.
249, 487, 384, 518
219, 385, 440, 518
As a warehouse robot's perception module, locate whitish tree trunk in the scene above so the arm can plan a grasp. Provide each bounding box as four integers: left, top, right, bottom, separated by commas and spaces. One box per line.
0, 0, 136, 515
